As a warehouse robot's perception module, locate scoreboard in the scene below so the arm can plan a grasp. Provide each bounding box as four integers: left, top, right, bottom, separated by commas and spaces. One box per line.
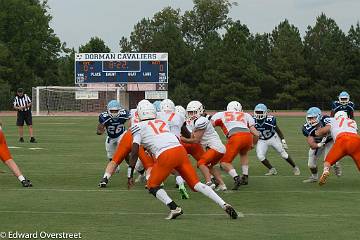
75, 53, 168, 84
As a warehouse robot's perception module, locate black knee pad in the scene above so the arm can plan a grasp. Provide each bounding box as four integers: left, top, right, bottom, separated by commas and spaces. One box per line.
148, 186, 162, 197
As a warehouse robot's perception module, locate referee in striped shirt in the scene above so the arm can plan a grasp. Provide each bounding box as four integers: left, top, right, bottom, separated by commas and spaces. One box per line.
13, 88, 36, 143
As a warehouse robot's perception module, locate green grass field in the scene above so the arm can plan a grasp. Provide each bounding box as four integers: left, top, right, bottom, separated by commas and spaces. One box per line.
0, 116, 359, 240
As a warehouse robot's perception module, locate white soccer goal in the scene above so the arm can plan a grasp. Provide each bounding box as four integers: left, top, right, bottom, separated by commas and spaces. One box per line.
32, 86, 128, 116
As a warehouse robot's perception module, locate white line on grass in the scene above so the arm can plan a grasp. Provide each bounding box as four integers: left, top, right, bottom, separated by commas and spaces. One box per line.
0, 210, 245, 218
0, 188, 359, 194
0, 210, 359, 218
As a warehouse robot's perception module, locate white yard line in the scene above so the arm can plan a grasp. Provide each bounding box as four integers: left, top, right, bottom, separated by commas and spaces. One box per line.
0, 188, 359, 194
0, 210, 359, 218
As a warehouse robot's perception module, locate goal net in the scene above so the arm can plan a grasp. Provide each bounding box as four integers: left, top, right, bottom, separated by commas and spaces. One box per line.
32, 86, 128, 116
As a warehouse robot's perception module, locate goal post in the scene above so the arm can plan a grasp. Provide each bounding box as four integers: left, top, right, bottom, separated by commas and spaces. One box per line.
32, 86, 128, 116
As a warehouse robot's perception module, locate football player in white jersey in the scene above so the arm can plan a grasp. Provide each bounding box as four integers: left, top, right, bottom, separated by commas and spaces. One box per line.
128, 100, 238, 219
180, 101, 227, 190
157, 99, 190, 199
212, 101, 260, 189
315, 111, 360, 185
253, 103, 300, 176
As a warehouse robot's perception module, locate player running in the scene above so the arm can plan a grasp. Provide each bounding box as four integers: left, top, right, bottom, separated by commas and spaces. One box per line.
128, 100, 238, 220
0, 122, 32, 187
97, 100, 129, 170
253, 103, 300, 176
212, 101, 259, 189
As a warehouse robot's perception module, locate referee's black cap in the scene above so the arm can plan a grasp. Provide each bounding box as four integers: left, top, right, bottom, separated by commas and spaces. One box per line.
17, 88, 24, 93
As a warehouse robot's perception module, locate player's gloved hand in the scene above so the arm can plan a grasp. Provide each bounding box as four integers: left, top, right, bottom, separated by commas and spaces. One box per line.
281, 139, 288, 149
127, 177, 134, 190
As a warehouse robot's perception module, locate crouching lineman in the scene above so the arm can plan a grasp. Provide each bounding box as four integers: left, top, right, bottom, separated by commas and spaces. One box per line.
181, 101, 227, 191
0, 123, 32, 187
253, 103, 300, 176
211, 101, 260, 188
128, 100, 238, 219
302, 107, 341, 183
316, 111, 360, 185
96, 100, 129, 173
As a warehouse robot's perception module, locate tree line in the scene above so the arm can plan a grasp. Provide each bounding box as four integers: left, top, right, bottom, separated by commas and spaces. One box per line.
0, 0, 359, 110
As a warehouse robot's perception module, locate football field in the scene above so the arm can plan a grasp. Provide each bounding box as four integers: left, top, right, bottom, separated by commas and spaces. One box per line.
0, 116, 359, 240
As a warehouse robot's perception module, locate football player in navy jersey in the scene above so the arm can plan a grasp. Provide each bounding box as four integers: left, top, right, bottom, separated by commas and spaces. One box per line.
302, 107, 341, 183
97, 100, 129, 170
331, 91, 355, 119
253, 104, 300, 176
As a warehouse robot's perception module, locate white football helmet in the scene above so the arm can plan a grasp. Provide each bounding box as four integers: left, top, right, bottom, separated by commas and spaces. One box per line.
338, 91, 350, 105
186, 101, 204, 121
137, 99, 156, 121
160, 99, 175, 112
227, 101, 242, 111
175, 105, 186, 119
334, 111, 348, 119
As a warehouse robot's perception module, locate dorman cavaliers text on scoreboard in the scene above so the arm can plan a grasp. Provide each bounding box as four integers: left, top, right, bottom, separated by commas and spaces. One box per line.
75, 53, 168, 84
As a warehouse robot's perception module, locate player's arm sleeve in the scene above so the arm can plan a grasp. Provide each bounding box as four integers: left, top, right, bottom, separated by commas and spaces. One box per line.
181, 122, 191, 138
194, 117, 209, 130
246, 113, 255, 127
274, 125, 285, 139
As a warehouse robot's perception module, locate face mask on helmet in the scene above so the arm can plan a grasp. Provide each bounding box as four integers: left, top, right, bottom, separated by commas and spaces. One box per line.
338, 91, 350, 105
107, 100, 122, 118
254, 104, 267, 120
306, 107, 322, 126
152, 101, 162, 112
186, 101, 204, 122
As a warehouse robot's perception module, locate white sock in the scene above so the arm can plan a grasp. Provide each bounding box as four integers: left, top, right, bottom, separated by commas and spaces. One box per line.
18, 175, 25, 182
103, 172, 111, 179
155, 189, 173, 205
228, 169, 238, 178
175, 176, 185, 186
242, 165, 249, 175
324, 166, 330, 173
194, 182, 226, 209
145, 169, 151, 180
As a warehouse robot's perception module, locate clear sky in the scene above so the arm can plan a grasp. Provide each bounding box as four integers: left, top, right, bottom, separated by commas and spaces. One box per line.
47, 0, 360, 52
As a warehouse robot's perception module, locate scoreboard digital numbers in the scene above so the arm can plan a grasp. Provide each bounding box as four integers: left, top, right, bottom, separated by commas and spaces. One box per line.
75, 53, 168, 84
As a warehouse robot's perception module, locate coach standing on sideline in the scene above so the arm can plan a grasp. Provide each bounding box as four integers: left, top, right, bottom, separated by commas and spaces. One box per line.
13, 88, 36, 143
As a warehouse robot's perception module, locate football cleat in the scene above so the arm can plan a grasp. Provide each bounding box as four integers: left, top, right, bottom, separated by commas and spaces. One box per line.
224, 204, 238, 219
178, 184, 190, 199
241, 175, 249, 185
232, 176, 242, 190
333, 163, 342, 177
319, 171, 330, 186
19, 137, 24, 143
215, 184, 227, 192
265, 168, 277, 176
21, 178, 32, 187
30, 137, 37, 143
211, 176, 220, 188
293, 166, 301, 176
302, 176, 318, 183
206, 181, 216, 189
165, 207, 183, 220
98, 177, 108, 188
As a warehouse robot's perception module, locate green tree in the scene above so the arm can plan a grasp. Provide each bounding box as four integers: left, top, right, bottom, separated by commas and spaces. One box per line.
79, 37, 111, 53
304, 13, 349, 107
267, 19, 307, 109
0, 0, 62, 92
